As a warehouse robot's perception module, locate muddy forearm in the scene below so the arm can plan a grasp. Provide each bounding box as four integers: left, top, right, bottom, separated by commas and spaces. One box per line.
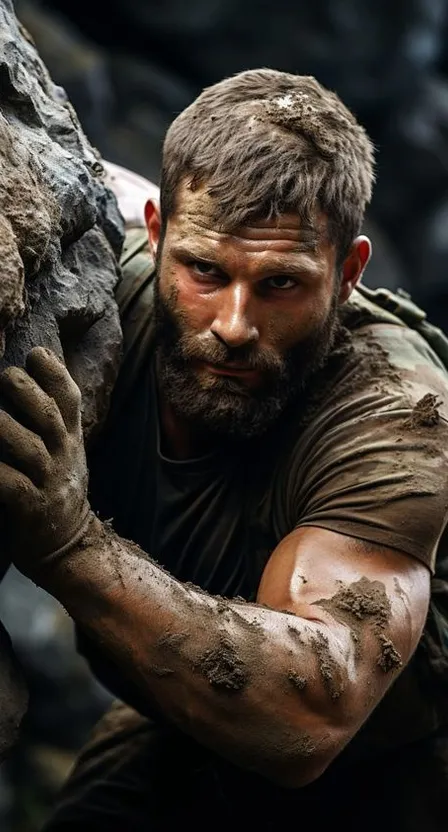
38, 516, 347, 785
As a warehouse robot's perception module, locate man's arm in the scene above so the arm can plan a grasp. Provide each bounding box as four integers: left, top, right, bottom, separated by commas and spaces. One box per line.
0, 349, 430, 787
41, 521, 428, 787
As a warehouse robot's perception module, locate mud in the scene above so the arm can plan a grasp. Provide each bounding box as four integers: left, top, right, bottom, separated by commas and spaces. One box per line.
357, 332, 403, 387
377, 635, 402, 672
287, 623, 305, 644
310, 631, 343, 700
298, 318, 405, 433
150, 665, 175, 677
404, 393, 441, 429
287, 670, 307, 691
156, 632, 190, 652
314, 577, 402, 674
295, 320, 405, 434
195, 637, 249, 692
320, 577, 391, 629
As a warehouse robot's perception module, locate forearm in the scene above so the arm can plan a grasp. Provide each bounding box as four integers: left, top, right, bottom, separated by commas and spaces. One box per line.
38, 515, 351, 786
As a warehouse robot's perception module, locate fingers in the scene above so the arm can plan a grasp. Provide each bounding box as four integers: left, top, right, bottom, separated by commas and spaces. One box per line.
26, 348, 82, 435
0, 461, 41, 514
0, 365, 66, 450
0, 410, 51, 486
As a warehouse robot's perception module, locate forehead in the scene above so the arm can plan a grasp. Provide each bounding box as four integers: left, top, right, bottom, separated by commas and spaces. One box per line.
166, 181, 329, 254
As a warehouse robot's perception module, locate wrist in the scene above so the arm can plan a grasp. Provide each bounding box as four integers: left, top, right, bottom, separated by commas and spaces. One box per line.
29, 510, 104, 589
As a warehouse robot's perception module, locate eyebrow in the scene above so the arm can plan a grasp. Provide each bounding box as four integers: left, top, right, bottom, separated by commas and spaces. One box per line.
171, 243, 321, 276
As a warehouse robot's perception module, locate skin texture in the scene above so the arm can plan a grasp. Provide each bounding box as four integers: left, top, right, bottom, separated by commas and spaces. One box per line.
0, 190, 430, 787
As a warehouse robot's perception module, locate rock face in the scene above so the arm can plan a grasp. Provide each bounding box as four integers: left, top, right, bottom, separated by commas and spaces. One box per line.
0, 0, 124, 760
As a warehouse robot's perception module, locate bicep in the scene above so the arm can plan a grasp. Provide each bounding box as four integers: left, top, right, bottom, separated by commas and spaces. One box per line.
257, 526, 430, 718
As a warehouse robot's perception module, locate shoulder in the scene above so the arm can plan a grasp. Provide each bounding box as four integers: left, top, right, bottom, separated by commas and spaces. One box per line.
269, 305, 448, 571
305, 290, 448, 433
115, 228, 156, 365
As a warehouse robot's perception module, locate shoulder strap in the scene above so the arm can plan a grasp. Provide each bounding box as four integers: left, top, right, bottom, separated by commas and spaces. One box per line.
356, 282, 448, 371
110, 228, 157, 409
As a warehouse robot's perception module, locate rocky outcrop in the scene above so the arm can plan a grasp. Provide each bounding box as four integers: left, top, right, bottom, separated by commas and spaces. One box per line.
0, 0, 124, 759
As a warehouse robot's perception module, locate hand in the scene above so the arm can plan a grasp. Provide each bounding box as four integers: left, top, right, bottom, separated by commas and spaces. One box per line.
0, 348, 93, 579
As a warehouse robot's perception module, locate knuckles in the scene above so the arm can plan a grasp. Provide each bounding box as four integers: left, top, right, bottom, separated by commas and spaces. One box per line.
0, 366, 28, 388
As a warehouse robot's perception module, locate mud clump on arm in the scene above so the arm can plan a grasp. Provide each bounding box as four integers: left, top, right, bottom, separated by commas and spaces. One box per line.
314, 577, 402, 673
310, 631, 344, 700
288, 671, 307, 691
195, 637, 249, 692
156, 632, 190, 652
376, 635, 403, 672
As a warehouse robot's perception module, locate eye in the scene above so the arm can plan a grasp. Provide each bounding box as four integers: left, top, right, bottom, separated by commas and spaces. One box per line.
265, 275, 298, 291
190, 261, 220, 277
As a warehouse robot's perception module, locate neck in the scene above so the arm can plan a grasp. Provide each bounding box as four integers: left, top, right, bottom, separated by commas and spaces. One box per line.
156, 373, 217, 461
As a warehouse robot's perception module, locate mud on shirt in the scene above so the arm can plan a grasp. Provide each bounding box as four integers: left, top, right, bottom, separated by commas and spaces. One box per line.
85, 271, 448, 756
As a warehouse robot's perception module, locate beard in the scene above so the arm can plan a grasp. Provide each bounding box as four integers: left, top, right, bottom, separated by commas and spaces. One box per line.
153, 279, 339, 440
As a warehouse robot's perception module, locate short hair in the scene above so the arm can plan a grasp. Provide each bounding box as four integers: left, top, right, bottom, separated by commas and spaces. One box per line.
161, 69, 375, 263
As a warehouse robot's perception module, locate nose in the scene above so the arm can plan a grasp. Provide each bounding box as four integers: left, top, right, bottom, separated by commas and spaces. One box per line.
210, 283, 259, 349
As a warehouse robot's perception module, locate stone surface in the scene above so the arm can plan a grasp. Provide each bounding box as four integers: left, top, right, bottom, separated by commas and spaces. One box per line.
0, 0, 124, 760
0, 620, 28, 762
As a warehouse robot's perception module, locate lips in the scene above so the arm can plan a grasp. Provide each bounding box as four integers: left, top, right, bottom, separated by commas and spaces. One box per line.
203, 362, 258, 378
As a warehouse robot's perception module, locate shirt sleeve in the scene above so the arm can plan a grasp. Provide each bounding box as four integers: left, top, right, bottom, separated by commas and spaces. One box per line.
288, 328, 448, 573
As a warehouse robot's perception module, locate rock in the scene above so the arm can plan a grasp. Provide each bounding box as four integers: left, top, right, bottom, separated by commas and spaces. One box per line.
0, 0, 124, 759
0, 0, 124, 434
0, 619, 28, 762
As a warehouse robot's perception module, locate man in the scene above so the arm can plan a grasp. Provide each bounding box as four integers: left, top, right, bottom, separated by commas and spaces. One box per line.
0, 70, 447, 830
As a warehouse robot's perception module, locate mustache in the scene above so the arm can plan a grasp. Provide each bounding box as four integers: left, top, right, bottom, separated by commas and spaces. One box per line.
173, 331, 286, 375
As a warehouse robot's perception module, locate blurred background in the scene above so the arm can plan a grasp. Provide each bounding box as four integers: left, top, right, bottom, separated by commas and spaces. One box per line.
3, 0, 448, 828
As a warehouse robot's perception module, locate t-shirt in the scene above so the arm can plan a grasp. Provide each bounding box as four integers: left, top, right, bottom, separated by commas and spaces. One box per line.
85, 264, 448, 752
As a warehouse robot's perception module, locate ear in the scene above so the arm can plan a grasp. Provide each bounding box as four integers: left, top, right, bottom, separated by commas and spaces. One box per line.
144, 199, 162, 259
338, 235, 372, 304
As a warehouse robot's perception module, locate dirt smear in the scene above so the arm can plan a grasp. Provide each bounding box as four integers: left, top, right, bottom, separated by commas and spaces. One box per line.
287, 623, 305, 645
287, 671, 307, 692
314, 577, 402, 674
310, 631, 343, 700
150, 665, 175, 678
156, 631, 190, 652
195, 637, 249, 693
376, 636, 403, 672
404, 393, 441, 429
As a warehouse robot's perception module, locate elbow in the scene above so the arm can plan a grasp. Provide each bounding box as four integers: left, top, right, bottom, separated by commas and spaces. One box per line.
253, 712, 349, 788
269, 758, 330, 789
263, 754, 332, 790
250, 732, 339, 790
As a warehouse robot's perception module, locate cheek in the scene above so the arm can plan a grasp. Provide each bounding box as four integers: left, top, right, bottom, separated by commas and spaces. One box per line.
266, 289, 333, 349
160, 265, 214, 328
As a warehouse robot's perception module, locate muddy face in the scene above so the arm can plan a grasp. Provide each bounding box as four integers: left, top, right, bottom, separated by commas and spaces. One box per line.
153, 185, 341, 439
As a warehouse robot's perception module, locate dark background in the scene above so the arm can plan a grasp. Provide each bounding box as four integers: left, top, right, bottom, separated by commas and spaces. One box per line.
2, 1, 448, 829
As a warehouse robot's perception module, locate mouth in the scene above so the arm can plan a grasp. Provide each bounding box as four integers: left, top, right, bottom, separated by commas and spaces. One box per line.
201, 361, 261, 383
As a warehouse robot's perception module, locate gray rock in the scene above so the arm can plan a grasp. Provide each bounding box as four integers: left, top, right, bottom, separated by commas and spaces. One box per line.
0, 0, 124, 759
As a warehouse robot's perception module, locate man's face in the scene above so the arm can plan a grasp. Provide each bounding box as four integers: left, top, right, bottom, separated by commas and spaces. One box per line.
153, 186, 342, 439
